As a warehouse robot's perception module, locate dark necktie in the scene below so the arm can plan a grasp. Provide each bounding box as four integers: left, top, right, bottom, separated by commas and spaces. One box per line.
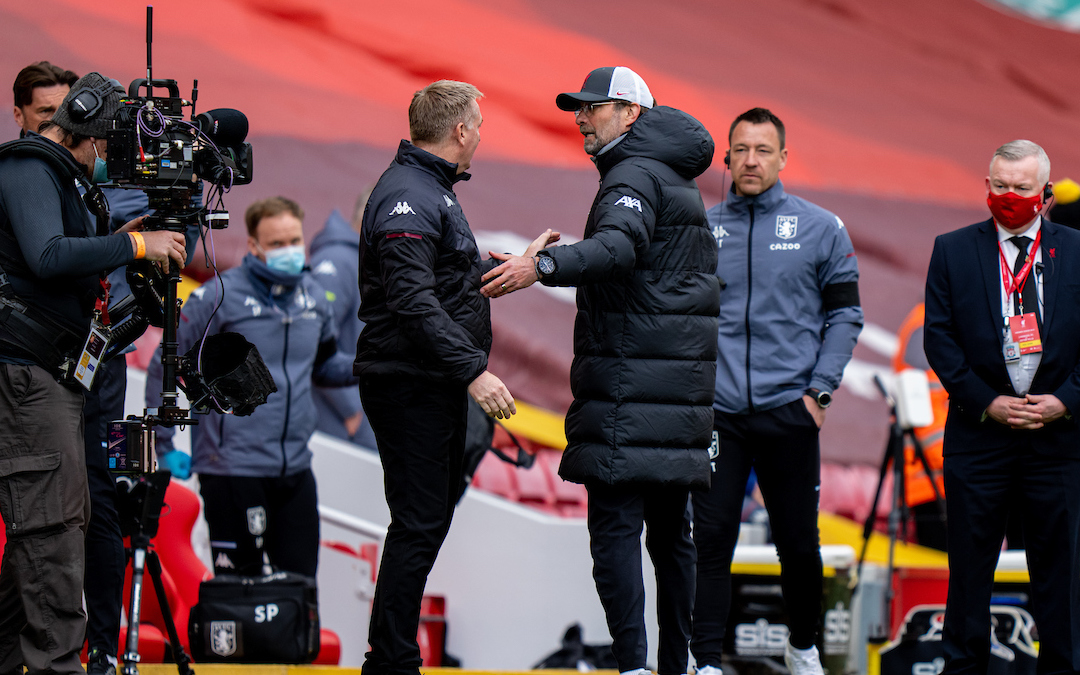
1009, 235, 1040, 325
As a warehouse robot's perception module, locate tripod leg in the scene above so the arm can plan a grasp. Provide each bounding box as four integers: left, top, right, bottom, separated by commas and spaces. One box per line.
145, 551, 195, 675
122, 546, 147, 675
857, 434, 895, 564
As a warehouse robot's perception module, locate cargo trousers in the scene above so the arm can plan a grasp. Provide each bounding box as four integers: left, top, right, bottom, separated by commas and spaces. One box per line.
0, 363, 90, 675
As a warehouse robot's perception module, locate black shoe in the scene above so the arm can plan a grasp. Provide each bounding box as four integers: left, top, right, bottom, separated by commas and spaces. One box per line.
86, 648, 116, 675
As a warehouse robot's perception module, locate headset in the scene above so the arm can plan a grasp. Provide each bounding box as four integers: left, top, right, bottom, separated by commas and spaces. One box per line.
724, 151, 730, 167
66, 77, 123, 124
1043, 183, 1053, 203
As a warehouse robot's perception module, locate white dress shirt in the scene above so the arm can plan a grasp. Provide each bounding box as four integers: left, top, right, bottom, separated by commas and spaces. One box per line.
997, 218, 1043, 396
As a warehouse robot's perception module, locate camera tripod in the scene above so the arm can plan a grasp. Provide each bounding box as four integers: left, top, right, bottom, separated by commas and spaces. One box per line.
853, 376, 946, 642
118, 470, 195, 675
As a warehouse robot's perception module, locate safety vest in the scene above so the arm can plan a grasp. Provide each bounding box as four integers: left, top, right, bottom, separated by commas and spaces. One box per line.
892, 303, 947, 507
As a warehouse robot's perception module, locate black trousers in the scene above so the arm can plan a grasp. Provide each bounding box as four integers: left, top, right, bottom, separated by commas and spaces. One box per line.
198, 470, 320, 577
942, 444, 1080, 675
587, 482, 696, 675
691, 399, 823, 667
360, 374, 467, 675
81, 356, 127, 656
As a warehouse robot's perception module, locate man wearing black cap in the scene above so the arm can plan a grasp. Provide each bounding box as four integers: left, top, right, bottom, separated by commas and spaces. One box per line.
482, 66, 720, 675
0, 72, 185, 675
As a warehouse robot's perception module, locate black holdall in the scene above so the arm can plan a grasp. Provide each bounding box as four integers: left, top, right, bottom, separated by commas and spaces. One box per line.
188, 571, 320, 663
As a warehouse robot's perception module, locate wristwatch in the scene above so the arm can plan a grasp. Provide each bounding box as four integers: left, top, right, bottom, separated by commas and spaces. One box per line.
535, 251, 557, 280
805, 388, 832, 408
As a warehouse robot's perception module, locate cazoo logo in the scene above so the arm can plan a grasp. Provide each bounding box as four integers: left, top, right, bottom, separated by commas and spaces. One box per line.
770, 242, 801, 251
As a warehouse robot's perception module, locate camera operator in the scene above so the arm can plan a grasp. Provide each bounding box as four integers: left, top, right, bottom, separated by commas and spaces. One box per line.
0, 72, 184, 675
12, 60, 156, 675
146, 196, 356, 578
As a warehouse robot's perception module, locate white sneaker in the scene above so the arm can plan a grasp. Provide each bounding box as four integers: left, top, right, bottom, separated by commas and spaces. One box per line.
619, 669, 651, 675
696, 666, 723, 675
784, 642, 824, 675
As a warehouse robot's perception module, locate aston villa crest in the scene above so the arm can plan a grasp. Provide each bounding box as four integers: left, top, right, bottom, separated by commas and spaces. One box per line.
246, 506, 267, 536
776, 215, 798, 239
211, 621, 237, 656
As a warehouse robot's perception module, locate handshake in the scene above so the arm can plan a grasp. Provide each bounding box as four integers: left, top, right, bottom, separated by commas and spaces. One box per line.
479, 229, 560, 299
467, 228, 562, 420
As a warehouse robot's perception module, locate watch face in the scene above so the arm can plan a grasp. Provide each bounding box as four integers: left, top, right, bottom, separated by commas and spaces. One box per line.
538, 255, 556, 275
817, 391, 832, 407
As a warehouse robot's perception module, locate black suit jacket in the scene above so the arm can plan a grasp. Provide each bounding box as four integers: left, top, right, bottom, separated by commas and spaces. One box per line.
924, 218, 1080, 456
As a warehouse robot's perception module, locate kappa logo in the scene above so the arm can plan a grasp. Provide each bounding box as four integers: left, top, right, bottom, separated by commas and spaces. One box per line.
776, 215, 798, 239
214, 552, 235, 569
443, 195, 454, 208
712, 223, 730, 248
192, 287, 207, 300
614, 195, 642, 212
835, 216, 846, 229
210, 621, 237, 656
312, 260, 337, 276
388, 201, 416, 216
246, 506, 267, 536
243, 296, 262, 317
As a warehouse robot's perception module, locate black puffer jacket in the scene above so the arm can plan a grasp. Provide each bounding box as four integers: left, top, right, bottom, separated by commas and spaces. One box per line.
550, 106, 720, 488
355, 141, 493, 384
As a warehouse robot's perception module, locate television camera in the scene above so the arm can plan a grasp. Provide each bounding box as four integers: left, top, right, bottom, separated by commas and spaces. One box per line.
94, 9, 276, 675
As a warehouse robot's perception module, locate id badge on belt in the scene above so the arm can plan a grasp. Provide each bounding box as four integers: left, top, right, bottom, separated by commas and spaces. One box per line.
1003, 312, 1042, 363
74, 318, 112, 391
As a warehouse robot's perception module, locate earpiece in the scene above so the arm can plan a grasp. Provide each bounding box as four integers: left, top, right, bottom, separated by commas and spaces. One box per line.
1043, 183, 1053, 202
724, 151, 730, 167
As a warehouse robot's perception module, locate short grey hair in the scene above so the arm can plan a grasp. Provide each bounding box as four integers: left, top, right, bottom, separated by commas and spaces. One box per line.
991, 140, 1051, 184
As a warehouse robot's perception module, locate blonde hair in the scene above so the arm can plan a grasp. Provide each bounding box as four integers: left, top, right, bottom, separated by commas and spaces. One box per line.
409, 80, 483, 144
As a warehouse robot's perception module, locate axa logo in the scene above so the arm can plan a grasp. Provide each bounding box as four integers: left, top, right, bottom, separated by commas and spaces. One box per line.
389, 201, 416, 216
614, 195, 642, 212
776, 215, 798, 239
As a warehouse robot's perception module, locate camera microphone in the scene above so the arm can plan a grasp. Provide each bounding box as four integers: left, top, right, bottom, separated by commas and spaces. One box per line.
195, 108, 248, 146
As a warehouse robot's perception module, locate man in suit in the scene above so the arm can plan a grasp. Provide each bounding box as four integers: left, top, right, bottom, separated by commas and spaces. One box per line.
925, 139, 1080, 675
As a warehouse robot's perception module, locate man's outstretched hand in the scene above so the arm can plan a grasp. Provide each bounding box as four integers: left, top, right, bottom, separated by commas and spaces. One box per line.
481, 229, 560, 298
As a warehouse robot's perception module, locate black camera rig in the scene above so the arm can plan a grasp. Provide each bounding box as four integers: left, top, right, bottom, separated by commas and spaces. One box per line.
100, 8, 276, 675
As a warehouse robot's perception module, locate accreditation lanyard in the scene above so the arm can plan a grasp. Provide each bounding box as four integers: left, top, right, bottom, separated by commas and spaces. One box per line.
997, 228, 1041, 317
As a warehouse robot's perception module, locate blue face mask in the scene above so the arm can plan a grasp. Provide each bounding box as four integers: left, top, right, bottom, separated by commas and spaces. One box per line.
263, 244, 306, 276
91, 143, 108, 184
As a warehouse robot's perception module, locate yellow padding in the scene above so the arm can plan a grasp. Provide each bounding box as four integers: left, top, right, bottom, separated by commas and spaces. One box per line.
500, 401, 567, 450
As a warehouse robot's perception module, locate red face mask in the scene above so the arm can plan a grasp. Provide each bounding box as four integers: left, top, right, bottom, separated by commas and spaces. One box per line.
987, 189, 1043, 230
